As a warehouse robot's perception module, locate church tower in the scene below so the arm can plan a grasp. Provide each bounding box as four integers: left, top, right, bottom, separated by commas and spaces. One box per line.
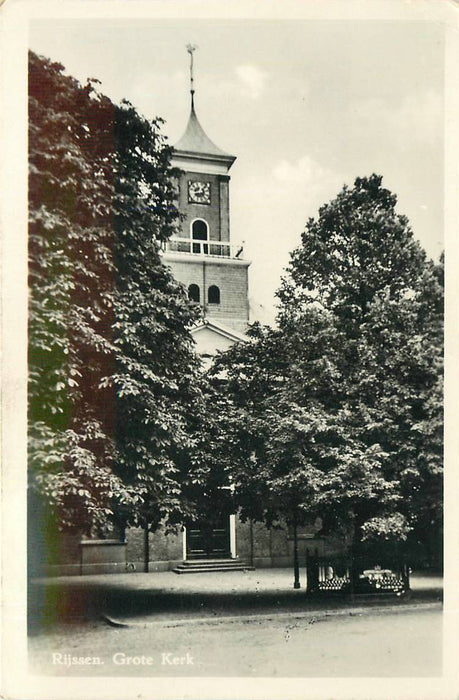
162, 47, 250, 356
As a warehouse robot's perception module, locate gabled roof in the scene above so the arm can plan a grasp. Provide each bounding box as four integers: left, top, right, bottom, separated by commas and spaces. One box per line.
190, 318, 247, 344
174, 105, 236, 166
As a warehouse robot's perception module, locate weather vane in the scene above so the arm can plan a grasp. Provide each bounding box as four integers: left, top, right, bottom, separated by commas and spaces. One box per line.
186, 44, 198, 108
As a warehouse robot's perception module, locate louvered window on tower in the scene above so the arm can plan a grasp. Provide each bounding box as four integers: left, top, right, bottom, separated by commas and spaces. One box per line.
188, 284, 200, 303
208, 285, 220, 304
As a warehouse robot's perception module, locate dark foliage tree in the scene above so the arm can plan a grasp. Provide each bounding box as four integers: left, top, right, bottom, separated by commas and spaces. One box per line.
212, 314, 396, 585
28, 51, 203, 541
277, 174, 443, 569
209, 323, 289, 525
353, 255, 444, 567
209, 323, 312, 585
213, 175, 443, 582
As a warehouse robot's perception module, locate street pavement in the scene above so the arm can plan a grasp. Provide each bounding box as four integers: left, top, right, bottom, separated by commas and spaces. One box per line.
28, 569, 443, 678
28, 607, 442, 677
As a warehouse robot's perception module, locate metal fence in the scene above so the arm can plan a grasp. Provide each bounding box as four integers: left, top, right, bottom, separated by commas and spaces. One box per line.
305, 548, 410, 596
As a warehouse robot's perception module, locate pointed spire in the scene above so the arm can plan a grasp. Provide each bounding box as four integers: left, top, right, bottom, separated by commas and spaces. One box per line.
174, 45, 236, 167
174, 107, 234, 159
186, 44, 197, 110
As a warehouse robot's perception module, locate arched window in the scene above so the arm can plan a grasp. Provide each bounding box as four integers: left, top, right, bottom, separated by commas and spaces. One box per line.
208, 285, 220, 304
188, 284, 200, 303
191, 219, 209, 254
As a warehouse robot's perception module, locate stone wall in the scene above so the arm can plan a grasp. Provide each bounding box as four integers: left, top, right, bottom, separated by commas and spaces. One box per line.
28, 505, 82, 577
80, 540, 127, 575
125, 526, 183, 573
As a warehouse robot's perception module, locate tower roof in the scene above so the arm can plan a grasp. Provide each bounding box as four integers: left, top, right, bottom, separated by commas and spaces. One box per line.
174, 105, 236, 166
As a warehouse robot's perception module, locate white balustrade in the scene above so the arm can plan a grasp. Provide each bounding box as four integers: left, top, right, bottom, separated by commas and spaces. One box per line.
163, 237, 243, 259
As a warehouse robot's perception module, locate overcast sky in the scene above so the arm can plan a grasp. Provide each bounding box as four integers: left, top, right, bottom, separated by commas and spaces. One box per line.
30, 14, 445, 324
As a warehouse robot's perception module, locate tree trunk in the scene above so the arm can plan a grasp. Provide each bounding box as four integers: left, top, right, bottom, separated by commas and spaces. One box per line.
143, 521, 150, 573
293, 517, 300, 589
349, 514, 365, 593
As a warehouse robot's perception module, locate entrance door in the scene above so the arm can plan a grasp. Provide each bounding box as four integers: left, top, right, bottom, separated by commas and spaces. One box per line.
186, 515, 231, 559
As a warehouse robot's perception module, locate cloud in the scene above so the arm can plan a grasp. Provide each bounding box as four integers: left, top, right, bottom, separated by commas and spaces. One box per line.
235, 64, 267, 99
355, 90, 442, 148
273, 155, 326, 185
271, 156, 341, 215
234, 155, 340, 254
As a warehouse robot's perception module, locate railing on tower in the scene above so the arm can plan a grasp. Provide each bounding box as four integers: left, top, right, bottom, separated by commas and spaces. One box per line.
163, 237, 244, 259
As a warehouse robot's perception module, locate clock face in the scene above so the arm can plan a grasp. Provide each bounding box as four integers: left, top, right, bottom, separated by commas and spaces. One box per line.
188, 180, 211, 205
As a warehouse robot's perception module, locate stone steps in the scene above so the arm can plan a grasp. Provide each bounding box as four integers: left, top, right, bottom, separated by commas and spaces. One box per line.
172, 558, 254, 574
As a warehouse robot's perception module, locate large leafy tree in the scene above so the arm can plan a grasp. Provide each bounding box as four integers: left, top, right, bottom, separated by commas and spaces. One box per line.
209, 323, 318, 586
214, 175, 443, 579
209, 323, 290, 525
276, 174, 443, 568
353, 255, 444, 565
28, 51, 203, 541
212, 313, 396, 585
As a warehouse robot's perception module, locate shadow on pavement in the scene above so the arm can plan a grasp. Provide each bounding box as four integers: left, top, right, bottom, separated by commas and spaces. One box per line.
28, 571, 443, 633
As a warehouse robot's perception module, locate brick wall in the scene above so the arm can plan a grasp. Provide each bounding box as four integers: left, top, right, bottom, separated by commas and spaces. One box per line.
126, 526, 183, 572
177, 172, 230, 242
204, 262, 249, 323
234, 515, 342, 568
166, 258, 249, 333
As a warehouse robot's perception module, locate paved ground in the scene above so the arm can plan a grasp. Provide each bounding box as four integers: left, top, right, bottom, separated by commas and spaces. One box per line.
29, 568, 443, 629
28, 607, 442, 677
